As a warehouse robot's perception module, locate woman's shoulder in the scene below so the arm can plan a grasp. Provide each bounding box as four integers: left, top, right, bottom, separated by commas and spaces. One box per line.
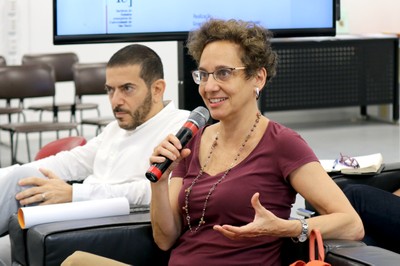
266, 120, 299, 137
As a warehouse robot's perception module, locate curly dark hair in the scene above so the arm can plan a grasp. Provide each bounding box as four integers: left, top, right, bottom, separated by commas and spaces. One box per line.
186, 19, 278, 84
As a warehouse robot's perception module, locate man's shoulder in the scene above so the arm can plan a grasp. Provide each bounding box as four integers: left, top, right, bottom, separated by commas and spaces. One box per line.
159, 109, 190, 133
165, 107, 190, 119
175, 108, 191, 116
101, 120, 119, 131
167, 109, 190, 125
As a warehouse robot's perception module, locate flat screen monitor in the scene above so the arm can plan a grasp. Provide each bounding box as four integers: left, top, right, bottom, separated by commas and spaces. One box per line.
53, 0, 336, 45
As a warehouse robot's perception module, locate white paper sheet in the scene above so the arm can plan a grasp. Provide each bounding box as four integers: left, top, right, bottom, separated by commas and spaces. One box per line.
18, 197, 130, 229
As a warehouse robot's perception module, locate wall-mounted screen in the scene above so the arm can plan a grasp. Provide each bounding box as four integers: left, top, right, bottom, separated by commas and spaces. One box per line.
53, 0, 336, 45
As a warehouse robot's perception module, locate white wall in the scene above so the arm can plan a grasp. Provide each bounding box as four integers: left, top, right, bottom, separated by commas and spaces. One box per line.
340, 0, 400, 34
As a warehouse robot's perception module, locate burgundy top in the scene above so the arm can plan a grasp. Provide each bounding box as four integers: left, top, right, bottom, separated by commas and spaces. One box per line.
170, 121, 318, 266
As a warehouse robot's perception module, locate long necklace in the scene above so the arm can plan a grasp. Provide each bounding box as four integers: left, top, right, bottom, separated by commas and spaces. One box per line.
183, 112, 261, 233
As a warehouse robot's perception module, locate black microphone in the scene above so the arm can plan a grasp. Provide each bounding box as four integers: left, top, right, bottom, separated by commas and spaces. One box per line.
145, 106, 210, 182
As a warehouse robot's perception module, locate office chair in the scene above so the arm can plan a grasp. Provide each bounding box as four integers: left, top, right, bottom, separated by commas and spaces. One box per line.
21, 52, 80, 122
0, 55, 24, 123
0, 64, 79, 164
0, 55, 25, 166
72, 62, 114, 135
0, 55, 6, 66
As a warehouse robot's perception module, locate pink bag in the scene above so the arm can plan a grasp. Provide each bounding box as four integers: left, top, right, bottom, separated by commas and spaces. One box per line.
290, 229, 331, 266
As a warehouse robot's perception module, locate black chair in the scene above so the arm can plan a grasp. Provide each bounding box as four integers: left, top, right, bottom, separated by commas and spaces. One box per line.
21, 52, 81, 122
9, 163, 400, 266
0, 55, 25, 166
22, 53, 78, 82
0, 55, 6, 66
0, 56, 24, 120
0, 64, 79, 164
0, 104, 25, 167
0, 56, 23, 121
72, 62, 114, 135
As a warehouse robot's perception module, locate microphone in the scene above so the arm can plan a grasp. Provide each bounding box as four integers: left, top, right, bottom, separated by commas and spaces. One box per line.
145, 106, 210, 182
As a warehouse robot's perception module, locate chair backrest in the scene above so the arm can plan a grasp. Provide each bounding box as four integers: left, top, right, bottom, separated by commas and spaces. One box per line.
0, 56, 6, 66
22, 52, 79, 82
34, 136, 87, 160
0, 64, 56, 100
73, 62, 107, 97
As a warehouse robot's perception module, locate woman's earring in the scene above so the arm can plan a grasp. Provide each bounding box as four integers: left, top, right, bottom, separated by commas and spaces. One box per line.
255, 87, 260, 100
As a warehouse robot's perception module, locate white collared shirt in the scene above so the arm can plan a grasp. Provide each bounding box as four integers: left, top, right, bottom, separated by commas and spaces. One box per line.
26, 101, 190, 205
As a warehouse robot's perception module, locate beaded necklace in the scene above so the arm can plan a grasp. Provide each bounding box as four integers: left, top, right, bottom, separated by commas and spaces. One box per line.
183, 112, 261, 233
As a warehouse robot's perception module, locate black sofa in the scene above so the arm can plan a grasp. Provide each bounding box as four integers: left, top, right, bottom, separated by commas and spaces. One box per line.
9, 212, 169, 266
9, 163, 400, 266
9, 212, 400, 266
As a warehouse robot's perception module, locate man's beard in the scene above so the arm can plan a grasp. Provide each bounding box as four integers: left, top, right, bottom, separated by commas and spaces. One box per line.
114, 90, 152, 130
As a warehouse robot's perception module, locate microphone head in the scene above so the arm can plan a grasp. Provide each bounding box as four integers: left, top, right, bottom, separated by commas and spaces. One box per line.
188, 106, 210, 128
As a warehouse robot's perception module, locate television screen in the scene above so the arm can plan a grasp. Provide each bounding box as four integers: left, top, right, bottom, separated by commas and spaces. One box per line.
53, 0, 336, 45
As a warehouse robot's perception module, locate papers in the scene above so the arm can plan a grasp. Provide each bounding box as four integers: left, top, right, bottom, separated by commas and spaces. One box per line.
320, 153, 383, 174
18, 197, 130, 229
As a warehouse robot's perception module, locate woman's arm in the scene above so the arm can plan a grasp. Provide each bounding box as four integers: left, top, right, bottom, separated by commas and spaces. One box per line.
149, 134, 190, 251
214, 161, 364, 241
290, 161, 364, 240
150, 177, 183, 250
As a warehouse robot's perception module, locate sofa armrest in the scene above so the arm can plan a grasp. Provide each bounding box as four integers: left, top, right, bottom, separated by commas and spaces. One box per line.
323, 239, 366, 252
282, 238, 400, 265
326, 245, 400, 265
329, 162, 400, 192
280, 237, 366, 265
9, 212, 169, 266
305, 162, 400, 212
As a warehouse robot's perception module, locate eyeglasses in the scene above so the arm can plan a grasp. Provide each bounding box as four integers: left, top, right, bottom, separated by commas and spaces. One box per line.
332, 153, 360, 169
191, 67, 246, 85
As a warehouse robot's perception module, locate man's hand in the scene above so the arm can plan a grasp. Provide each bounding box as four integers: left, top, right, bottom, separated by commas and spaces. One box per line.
15, 168, 72, 205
